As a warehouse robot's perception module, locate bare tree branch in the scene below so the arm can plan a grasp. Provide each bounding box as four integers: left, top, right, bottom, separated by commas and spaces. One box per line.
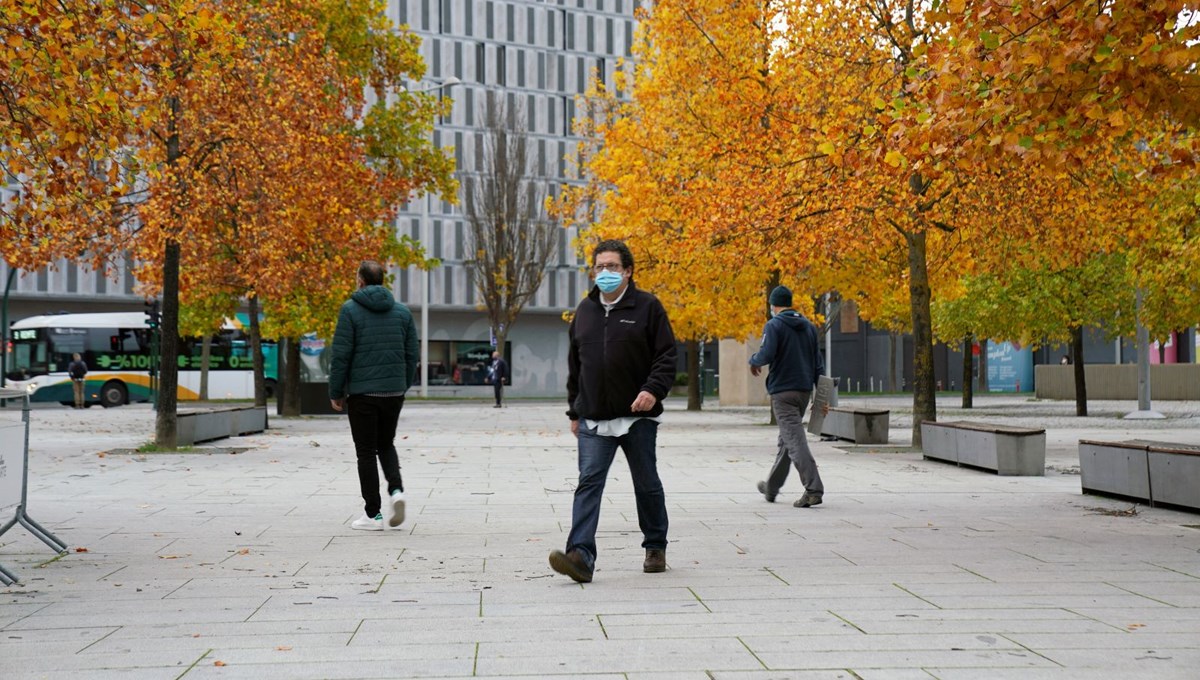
463, 92, 560, 351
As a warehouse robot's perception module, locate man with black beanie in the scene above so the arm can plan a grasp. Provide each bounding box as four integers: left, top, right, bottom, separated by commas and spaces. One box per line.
749, 285, 826, 508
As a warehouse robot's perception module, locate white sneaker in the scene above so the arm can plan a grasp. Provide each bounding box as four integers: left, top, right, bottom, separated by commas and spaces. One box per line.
387, 491, 406, 528
351, 513, 383, 531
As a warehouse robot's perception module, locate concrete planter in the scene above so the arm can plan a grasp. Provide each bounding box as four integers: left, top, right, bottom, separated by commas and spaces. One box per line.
177, 406, 268, 446
1081, 439, 1200, 512
922, 421, 1045, 476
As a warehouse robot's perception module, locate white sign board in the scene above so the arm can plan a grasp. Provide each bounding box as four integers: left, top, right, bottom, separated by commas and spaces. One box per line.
0, 421, 25, 514
807, 376, 839, 435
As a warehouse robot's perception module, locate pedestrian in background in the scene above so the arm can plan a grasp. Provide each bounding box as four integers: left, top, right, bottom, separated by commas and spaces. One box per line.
549, 239, 677, 583
750, 285, 826, 508
67, 353, 88, 409
486, 350, 508, 408
329, 260, 419, 531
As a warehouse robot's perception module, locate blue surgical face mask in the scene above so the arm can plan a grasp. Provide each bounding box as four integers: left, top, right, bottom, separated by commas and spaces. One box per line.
595, 270, 624, 293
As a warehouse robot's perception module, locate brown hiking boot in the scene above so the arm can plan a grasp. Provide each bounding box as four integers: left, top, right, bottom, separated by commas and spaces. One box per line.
794, 493, 823, 508
643, 548, 666, 573
549, 549, 593, 583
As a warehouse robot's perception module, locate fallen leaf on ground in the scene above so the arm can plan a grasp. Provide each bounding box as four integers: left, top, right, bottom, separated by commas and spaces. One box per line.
213, 661, 226, 667
74, 547, 89, 553
276, 646, 292, 651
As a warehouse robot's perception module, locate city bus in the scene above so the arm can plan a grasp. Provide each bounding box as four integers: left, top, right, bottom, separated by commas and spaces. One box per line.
4, 312, 277, 407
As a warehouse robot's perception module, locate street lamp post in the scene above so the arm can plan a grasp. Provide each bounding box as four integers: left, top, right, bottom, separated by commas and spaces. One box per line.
416, 77, 460, 399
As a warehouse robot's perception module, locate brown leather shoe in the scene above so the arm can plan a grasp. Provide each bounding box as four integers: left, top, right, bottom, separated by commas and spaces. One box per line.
549, 549, 593, 583
643, 548, 666, 573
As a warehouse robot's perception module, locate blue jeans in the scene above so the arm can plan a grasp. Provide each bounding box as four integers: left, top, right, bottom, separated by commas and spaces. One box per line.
566, 419, 668, 569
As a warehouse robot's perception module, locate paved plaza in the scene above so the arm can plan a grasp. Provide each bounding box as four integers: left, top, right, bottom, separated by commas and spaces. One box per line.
2, 394, 1200, 679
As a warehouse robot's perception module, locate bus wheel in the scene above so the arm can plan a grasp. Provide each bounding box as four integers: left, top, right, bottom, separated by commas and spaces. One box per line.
264, 379, 277, 399
100, 381, 128, 408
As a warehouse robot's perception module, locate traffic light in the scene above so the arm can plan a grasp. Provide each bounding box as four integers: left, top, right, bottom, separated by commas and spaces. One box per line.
144, 298, 160, 329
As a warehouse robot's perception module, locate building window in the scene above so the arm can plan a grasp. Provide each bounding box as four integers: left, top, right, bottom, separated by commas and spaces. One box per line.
476, 42, 486, 84
517, 49, 525, 87
497, 45, 506, 86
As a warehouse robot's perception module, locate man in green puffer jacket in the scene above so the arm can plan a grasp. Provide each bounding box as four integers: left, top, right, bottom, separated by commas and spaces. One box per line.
329, 260, 419, 532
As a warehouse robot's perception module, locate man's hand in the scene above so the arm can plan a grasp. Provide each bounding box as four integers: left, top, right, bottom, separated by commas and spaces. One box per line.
570, 419, 579, 437
750, 364, 762, 377
630, 390, 657, 412
822, 404, 830, 416
330, 398, 345, 412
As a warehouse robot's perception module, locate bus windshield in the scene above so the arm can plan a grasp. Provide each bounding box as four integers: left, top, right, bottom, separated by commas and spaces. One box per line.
8, 328, 50, 380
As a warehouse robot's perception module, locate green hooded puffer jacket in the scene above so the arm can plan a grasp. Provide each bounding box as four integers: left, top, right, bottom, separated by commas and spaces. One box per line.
328, 285, 419, 399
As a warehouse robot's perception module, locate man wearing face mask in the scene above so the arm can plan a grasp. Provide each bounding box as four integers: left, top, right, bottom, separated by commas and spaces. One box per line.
549, 239, 678, 583
749, 285, 826, 508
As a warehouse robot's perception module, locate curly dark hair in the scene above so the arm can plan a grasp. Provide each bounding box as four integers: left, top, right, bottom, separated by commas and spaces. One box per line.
592, 239, 634, 271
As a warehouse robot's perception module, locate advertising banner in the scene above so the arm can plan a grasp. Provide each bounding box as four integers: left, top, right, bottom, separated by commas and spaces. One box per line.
987, 342, 1034, 392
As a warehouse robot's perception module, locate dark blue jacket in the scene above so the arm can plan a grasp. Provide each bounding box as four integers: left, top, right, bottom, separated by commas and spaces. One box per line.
328, 285, 419, 399
748, 310, 824, 394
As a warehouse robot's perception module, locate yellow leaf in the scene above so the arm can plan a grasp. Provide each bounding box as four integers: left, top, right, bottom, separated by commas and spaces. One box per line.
884, 150, 905, 167
818, 141, 836, 155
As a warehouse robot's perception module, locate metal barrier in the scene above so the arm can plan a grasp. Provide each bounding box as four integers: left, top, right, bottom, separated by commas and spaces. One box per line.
0, 388, 67, 585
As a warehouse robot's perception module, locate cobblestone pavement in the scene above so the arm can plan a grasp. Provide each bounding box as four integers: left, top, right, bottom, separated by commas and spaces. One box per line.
2, 395, 1199, 679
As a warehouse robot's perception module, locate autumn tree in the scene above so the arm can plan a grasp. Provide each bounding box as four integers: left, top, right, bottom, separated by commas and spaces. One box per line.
561, 0, 1199, 443
464, 92, 559, 355
3, 1, 455, 435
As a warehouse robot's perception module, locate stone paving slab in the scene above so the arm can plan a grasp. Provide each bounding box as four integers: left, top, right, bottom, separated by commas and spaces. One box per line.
2, 396, 1200, 678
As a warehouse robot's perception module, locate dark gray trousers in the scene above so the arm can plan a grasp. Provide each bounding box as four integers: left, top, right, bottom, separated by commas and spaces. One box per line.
764, 390, 824, 496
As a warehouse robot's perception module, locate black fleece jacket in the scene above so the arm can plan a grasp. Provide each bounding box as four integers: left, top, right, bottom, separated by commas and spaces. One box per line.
566, 281, 677, 421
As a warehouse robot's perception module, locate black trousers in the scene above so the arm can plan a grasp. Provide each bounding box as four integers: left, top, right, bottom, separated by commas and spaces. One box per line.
493, 381, 504, 406
346, 395, 405, 517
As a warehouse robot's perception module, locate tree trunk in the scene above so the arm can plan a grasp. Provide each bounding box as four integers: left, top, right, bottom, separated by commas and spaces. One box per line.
155, 238, 180, 449
977, 339, 989, 392
249, 295, 266, 407
961, 336, 973, 409
155, 93, 182, 449
282, 337, 301, 417
1071, 324, 1088, 417
199, 334, 211, 401
686, 338, 701, 411
906, 230, 937, 448
888, 331, 899, 392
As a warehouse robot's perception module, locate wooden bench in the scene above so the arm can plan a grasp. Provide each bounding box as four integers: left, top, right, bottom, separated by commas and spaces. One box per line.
177, 406, 268, 445
820, 407, 890, 444
1080, 439, 1200, 511
921, 421, 1046, 476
